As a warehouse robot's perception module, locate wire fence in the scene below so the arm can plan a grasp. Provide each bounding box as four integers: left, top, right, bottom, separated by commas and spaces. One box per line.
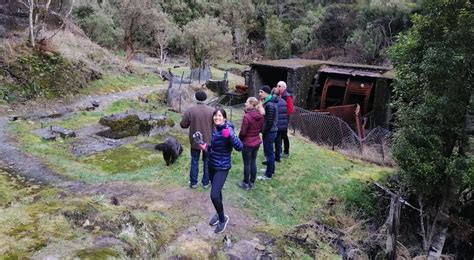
166, 71, 393, 165
290, 106, 394, 165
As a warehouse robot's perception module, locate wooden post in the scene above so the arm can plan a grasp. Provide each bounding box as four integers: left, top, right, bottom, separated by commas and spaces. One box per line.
386, 195, 401, 260
178, 71, 184, 113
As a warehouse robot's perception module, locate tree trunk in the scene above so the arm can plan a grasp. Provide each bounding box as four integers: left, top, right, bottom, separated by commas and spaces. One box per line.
428, 226, 448, 259
125, 37, 134, 65
28, 0, 35, 47
385, 195, 401, 260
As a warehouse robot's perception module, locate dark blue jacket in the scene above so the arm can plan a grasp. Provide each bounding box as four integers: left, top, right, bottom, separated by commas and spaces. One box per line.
262, 96, 278, 133
276, 96, 288, 131
209, 122, 243, 170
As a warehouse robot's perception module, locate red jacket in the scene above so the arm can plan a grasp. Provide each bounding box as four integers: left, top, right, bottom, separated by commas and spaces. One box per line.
281, 91, 294, 115
239, 109, 264, 148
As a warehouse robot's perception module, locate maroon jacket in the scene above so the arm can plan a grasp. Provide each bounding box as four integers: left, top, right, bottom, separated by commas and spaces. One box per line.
239, 109, 264, 148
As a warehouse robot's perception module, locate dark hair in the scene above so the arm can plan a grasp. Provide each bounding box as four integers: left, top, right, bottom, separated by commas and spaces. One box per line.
213, 107, 227, 119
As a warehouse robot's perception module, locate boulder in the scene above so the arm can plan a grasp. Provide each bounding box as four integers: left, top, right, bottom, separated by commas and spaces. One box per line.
98, 112, 174, 139
34, 125, 76, 140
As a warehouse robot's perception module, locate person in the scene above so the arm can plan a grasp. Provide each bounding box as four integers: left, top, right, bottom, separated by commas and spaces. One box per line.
273, 83, 288, 162
199, 108, 243, 233
180, 91, 214, 189
276, 81, 294, 158
257, 85, 278, 181
238, 97, 264, 190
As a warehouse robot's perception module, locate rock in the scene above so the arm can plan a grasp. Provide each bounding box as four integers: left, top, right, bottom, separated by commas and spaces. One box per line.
33, 125, 76, 140
8, 115, 21, 121
91, 100, 99, 107
223, 235, 232, 248
111, 196, 120, 206
98, 112, 174, 139
51, 126, 76, 138
80, 104, 96, 111
138, 96, 149, 103
82, 219, 91, 227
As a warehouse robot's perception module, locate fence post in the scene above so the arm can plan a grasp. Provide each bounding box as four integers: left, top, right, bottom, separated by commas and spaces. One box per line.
178, 71, 184, 113
380, 139, 385, 164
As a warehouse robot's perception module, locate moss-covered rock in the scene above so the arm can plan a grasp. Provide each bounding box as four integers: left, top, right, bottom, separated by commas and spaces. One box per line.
98, 112, 174, 139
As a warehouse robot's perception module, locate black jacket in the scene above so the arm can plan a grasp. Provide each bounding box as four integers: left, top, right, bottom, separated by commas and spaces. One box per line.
262, 96, 278, 133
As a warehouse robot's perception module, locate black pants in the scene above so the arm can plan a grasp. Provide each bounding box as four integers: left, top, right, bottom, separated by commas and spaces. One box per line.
242, 145, 259, 184
275, 130, 289, 161
209, 167, 229, 222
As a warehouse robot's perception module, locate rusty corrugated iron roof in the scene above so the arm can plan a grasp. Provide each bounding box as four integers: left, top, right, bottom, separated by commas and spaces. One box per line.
250, 59, 394, 79
318, 65, 394, 79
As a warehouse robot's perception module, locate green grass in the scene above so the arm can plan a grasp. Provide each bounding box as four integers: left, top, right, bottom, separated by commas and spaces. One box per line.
0, 169, 187, 258
81, 73, 164, 95
211, 61, 249, 72
6, 99, 394, 257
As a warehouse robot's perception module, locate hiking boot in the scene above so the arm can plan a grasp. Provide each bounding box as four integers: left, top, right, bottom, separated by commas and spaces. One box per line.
209, 214, 220, 226
190, 184, 198, 189
202, 183, 211, 189
257, 175, 272, 181
238, 181, 250, 191
249, 182, 255, 190
214, 215, 229, 234
281, 153, 289, 158
261, 161, 267, 166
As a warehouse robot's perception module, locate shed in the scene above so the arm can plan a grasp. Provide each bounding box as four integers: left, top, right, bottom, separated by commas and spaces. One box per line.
245, 59, 394, 129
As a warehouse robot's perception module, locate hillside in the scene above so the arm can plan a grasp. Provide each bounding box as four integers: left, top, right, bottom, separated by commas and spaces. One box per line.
0, 0, 472, 258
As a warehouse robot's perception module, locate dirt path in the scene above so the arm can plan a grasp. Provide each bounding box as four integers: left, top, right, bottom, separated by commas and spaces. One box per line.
0, 85, 269, 258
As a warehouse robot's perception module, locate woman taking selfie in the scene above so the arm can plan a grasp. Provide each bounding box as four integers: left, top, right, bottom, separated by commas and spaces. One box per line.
198, 108, 242, 233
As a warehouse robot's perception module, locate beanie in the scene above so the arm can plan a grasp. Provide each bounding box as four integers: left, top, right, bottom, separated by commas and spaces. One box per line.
195, 91, 207, 102
259, 85, 271, 94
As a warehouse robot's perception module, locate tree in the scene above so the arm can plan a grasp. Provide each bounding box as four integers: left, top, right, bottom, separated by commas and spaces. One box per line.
74, 4, 123, 49
218, 0, 256, 61
347, 6, 412, 64
152, 12, 179, 66
291, 7, 325, 53
19, 0, 76, 47
182, 16, 232, 72
389, 0, 473, 257
265, 15, 291, 59
109, 0, 160, 64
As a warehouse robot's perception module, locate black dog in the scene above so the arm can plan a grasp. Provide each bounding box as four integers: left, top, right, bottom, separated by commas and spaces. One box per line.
155, 136, 183, 166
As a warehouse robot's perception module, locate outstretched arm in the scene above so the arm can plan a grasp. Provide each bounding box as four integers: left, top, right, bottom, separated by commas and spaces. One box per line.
229, 128, 243, 151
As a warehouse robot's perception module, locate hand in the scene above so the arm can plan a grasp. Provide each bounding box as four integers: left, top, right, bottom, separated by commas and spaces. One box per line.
222, 127, 230, 138
198, 143, 208, 151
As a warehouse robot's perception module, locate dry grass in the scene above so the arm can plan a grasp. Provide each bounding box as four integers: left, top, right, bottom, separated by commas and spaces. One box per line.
292, 129, 395, 167
50, 29, 125, 74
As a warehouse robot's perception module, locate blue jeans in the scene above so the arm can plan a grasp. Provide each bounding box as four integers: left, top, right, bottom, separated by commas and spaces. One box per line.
190, 148, 209, 186
242, 145, 259, 184
263, 131, 277, 177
